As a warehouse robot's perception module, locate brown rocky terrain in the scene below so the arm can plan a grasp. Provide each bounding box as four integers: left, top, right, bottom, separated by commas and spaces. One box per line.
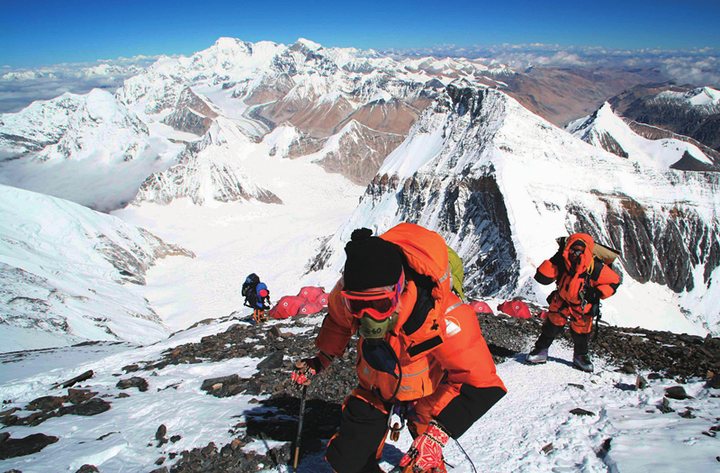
501, 66, 667, 127
609, 82, 720, 152
161, 88, 220, 136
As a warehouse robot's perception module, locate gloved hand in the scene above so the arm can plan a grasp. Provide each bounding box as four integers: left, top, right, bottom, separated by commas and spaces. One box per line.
585, 287, 602, 304
399, 420, 450, 472
290, 352, 333, 387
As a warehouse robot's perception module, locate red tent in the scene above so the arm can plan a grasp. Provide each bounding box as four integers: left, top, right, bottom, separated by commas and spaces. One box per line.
269, 295, 307, 319
298, 302, 325, 315
469, 300, 494, 315
497, 300, 532, 319
297, 286, 325, 303
317, 292, 330, 307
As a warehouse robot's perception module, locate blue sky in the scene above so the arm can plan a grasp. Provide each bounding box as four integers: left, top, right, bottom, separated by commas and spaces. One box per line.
1, 0, 719, 67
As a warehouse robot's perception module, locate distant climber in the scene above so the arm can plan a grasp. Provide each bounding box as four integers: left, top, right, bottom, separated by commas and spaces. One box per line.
242, 273, 271, 323
525, 233, 620, 372
290, 224, 506, 473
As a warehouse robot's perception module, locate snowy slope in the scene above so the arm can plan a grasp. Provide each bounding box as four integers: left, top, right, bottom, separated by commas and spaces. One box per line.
310, 83, 720, 336
0, 92, 85, 158
0, 185, 193, 352
0, 90, 185, 211
113, 133, 365, 332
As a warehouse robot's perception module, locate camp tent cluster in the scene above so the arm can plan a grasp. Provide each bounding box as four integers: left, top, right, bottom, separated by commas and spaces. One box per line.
269, 286, 329, 319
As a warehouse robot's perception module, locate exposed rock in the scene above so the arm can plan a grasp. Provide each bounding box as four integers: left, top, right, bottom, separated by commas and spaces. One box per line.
0, 433, 59, 460
257, 352, 285, 371
138, 308, 720, 472
710, 373, 720, 389
51, 370, 94, 389
636, 375, 648, 390
26, 395, 65, 412
665, 386, 691, 400
161, 87, 220, 135
57, 398, 111, 417
316, 120, 407, 185
268, 326, 285, 339
609, 83, 720, 152
200, 374, 244, 398
659, 397, 675, 413
504, 66, 665, 127
155, 424, 167, 441
116, 377, 149, 392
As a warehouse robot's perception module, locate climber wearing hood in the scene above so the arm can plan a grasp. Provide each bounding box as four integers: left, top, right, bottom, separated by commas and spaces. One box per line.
291, 223, 506, 473
526, 233, 621, 372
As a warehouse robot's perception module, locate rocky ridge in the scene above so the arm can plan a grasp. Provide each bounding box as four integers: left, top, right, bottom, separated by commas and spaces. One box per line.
3, 308, 717, 472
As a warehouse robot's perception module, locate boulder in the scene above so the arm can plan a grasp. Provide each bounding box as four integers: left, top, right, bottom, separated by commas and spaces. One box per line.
0, 433, 59, 460
116, 377, 149, 392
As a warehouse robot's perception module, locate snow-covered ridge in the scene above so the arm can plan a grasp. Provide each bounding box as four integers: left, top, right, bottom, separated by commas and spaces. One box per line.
567, 102, 719, 171
0, 92, 86, 155
0, 184, 194, 353
654, 86, 720, 112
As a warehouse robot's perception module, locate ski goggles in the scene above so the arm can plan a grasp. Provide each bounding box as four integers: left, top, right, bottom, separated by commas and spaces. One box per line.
341, 270, 405, 320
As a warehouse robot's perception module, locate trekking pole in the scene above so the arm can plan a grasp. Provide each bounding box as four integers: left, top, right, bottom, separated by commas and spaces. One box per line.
293, 384, 308, 472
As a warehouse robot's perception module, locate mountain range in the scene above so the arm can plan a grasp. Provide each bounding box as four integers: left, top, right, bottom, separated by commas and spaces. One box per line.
0, 36, 719, 349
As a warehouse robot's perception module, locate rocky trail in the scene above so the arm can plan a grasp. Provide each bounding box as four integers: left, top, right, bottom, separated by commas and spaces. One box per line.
2, 308, 719, 473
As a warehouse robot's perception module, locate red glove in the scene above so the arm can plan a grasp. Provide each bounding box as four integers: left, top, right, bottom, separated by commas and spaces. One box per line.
291, 352, 333, 387
399, 420, 450, 472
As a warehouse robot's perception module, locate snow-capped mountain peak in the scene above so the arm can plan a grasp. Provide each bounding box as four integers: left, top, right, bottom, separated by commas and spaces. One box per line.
568, 101, 719, 171
654, 86, 720, 113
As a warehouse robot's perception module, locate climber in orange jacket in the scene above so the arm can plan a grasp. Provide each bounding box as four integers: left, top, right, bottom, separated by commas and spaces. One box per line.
526, 233, 620, 372
291, 224, 506, 473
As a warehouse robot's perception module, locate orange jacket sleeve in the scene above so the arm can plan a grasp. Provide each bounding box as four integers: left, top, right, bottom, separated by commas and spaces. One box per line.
535, 256, 561, 285
592, 263, 621, 299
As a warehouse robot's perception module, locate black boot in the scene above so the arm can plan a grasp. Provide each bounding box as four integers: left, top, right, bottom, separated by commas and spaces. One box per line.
571, 330, 593, 372
526, 321, 562, 364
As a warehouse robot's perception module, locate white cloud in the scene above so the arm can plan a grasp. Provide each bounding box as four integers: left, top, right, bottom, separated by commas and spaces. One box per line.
389, 44, 720, 87
0, 56, 161, 113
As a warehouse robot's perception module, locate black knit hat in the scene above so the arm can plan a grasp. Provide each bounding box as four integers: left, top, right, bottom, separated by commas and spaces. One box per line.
343, 228, 403, 291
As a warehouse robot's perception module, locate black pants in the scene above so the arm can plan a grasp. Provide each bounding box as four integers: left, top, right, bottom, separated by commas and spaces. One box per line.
325, 396, 388, 473
534, 320, 590, 355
